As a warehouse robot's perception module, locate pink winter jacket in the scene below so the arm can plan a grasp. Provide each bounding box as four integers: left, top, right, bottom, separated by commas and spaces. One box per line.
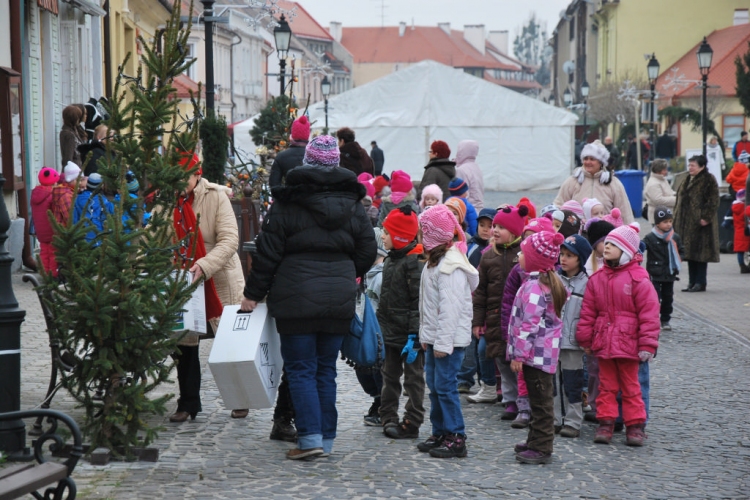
455, 140, 484, 211
576, 256, 660, 359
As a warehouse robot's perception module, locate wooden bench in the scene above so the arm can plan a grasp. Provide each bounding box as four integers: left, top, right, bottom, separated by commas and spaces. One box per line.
0, 409, 82, 500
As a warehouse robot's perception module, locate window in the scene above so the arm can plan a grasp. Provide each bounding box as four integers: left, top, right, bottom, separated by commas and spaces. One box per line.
723, 114, 746, 150
569, 18, 575, 41
185, 43, 196, 80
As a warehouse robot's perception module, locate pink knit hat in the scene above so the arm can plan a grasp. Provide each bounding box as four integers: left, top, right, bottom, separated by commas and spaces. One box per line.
492, 205, 529, 237
390, 170, 413, 194
523, 217, 555, 235
358, 172, 374, 183
359, 179, 375, 198
602, 207, 623, 228
561, 200, 585, 220
38, 167, 60, 186
304, 135, 339, 167
419, 183, 443, 209
521, 230, 565, 273
605, 224, 640, 265
582, 198, 604, 221
290, 116, 310, 141
420, 204, 465, 251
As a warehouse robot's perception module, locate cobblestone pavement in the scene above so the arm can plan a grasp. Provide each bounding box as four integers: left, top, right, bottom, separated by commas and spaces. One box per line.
8, 214, 750, 499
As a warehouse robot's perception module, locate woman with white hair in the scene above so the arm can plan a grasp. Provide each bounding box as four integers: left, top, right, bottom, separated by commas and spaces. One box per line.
554, 140, 634, 224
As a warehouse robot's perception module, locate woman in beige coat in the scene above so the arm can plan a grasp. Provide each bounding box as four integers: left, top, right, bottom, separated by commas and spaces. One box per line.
643, 159, 676, 224
170, 153, 245, 422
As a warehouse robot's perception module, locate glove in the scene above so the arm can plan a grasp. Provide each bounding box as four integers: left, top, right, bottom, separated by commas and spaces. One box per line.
401, 334, 420, 364
638, 351, 653, 363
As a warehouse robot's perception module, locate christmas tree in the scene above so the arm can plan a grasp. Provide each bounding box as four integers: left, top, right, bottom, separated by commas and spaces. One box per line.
42, 1, 201, 458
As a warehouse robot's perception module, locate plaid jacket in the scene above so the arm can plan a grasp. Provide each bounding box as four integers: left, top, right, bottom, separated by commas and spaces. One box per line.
507, 273, 562, 374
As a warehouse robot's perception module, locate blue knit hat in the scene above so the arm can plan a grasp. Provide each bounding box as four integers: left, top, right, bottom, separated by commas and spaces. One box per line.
562, 234, 593, 268
125, 171, 139, 194
448, 177, 469, 196
86, 172, 103, 191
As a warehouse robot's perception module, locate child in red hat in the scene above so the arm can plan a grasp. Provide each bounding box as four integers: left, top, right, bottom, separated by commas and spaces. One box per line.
31, 167, 61, 276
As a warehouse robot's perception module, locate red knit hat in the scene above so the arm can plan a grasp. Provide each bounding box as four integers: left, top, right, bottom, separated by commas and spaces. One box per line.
492, 205, 529, 237
390, 170, 413, 194
430, 140, 451, 159
383, 205, 419, 250
521, 230, 565, 273
517, 197, 537, 220
290, 116, 310, 141
373, 175, 389, 195
178, 151, 202, 175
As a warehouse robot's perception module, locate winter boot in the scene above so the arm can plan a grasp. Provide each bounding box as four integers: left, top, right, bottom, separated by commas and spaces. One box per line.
417, 435, 444, 453
515, 449, 552, 464
467, 383, 498, 404
429, 433, 467, 458
364, 398, 382, 426
593, 420, 615, 444
270, 416, 297, 442
625, 423, 647, 446
384, 419, 420, 439
500, 402, 518, 420
511, 411, 531, 429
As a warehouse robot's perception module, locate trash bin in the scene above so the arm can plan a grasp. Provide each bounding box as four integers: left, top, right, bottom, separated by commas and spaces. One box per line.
717, 192, 734, 253
614, 170, 648, 219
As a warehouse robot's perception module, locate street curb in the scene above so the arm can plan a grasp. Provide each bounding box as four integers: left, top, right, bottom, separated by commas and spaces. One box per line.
674, 303, 750, 350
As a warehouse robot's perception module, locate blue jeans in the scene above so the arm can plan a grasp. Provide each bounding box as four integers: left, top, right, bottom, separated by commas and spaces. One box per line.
477, 335, 497, 385
457, 336, 479, 388
279, 333, 344, 453
425, 345, 466, 436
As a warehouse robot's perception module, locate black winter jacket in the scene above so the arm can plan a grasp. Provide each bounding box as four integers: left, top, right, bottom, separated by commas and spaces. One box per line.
643, 231, 685, 282
377, 240, 424, 347
418, 158, 455, 202
243, 165, 377, 335
78, 141, 110, 176
268, 143, 307, 189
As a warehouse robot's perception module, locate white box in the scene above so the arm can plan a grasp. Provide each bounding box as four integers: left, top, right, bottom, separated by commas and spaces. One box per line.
208, 304, 282, 410
172, 271, 207, 335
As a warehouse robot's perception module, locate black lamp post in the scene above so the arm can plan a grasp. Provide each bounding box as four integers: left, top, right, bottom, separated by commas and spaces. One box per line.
201, 0, 216, 111
321, 75, 331, 134
697, 37, 713, 157
274, 14, 292, 96
647, 53, 660, 161
581, 80, 590, 143
0, 170, 27, 456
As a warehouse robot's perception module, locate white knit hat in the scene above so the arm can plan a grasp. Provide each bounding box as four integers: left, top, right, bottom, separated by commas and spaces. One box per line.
580, 140, 610, 166
63, 161, 82, 183
582, 198, 604, 221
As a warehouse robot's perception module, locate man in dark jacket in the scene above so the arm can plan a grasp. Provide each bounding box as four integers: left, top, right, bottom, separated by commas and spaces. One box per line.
337, 127, 374, 176
603, 136, 621, 169
78, 124, 112, 176
370, 141, 385, 176
241, 135, 376, 460
417, 140, 455, 202
268, 116, 310, 188
655, 131, 675, 160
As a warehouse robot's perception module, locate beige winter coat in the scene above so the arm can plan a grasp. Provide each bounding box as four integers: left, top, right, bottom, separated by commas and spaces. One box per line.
643, 173, 676, 224
179, 178, 245, 345
554, 168, 634, 224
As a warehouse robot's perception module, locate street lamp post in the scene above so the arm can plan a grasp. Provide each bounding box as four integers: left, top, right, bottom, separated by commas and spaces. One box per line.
581, 81, 590, 143
321, 76, 331, 134
697, 37, 713, 157
274, 15, 292, 97
201, 0, 216, 111
563, 88, 572, 108
647, 53, 660, 162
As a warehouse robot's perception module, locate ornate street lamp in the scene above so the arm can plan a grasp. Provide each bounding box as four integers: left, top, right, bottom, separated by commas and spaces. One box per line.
274, 14, 292, 96
321, 76, 331, 133
647, 54, 660, 161
697, 37, 713, 156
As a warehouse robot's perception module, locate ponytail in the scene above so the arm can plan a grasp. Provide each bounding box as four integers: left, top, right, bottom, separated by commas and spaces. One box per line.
540, 270, 567, 318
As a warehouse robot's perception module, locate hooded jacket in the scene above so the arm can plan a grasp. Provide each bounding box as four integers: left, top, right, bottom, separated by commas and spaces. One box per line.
558, 270, 588, 350
418, 158, 455, 203
576, 257, 660, 360
554, 168, 634, 224
419, 246, 478, 354
643, 173, 676, 224
244, 165, 377, 335
377, 240, 424, 347
455, 140, 484, 210
30, 185, 56, 244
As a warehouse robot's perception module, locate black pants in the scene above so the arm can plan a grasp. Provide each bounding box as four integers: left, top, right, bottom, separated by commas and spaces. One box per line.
652, 280, 674, 322
523, 364, 555, 455
173, 345, 202, 414
273, 369, 295, 420
687, 260, 707, 287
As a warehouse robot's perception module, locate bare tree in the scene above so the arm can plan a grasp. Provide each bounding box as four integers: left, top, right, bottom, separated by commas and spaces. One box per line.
586, 70, 649, 133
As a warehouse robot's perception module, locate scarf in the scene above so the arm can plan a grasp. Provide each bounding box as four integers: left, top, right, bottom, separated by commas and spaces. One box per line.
651, 226, 681, 274
174, 193, 224, 322
390, 191, 408, 205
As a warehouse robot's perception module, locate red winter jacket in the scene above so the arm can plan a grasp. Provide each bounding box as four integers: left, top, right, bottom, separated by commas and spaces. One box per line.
30, 185, 55, 243
732, 201, 750, 253
576, 256, 660, 360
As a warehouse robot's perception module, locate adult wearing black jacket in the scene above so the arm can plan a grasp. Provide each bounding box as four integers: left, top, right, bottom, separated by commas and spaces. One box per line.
241, 135, 377, 460
268, 116, 310, 189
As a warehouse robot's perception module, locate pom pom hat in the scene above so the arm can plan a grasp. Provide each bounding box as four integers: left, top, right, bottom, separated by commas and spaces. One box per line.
304, 135, 340, 167
521, 230, 565, 273
390, 170, 413, 194
517, 197, 537, 220
373, 175, 389, 195
383, 205, 419, 250
430, 140, 451, 159
448, 177, 469, 196
580, 140, 610, 165
605, 224, 641, 266
492, 204, 529, 237
602, 207, 624, 228
38, 167, 60, 186
290, 115, 311, 141
420, 204, 465, 251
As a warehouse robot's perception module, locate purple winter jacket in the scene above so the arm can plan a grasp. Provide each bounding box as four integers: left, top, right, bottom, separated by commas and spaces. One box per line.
500, 263, 525, 344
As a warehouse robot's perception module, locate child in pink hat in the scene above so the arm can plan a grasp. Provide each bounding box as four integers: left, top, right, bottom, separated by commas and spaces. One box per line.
377, 170, 418, 228
31, 167, 61, 276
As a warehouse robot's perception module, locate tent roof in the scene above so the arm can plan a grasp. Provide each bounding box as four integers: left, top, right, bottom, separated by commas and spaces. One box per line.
306, 60, 576, 129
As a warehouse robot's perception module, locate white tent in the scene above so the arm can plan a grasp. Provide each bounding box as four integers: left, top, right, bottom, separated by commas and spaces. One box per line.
232, 114, 261, 164
305, 60, 578, 191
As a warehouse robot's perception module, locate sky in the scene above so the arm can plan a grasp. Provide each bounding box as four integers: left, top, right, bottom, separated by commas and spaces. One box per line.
298, 0, 573, 40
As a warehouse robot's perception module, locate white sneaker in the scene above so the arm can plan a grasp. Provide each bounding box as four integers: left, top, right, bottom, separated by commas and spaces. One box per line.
467, 383, 498, 404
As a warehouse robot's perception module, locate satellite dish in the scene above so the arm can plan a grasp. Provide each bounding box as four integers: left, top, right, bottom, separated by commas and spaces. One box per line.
562, 60, 575, 75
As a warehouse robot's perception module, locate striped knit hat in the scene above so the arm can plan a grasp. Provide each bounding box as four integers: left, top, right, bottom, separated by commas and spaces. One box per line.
449, 177, 469, 196
605, 224, 641, 265
561, 200, 585, 220
521, 230, 564, 273
602, 207, 624, 228
420, 204, 464, 251
303, 135, 339, 167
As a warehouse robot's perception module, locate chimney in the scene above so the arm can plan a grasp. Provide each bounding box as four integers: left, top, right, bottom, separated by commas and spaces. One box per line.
734, 8, 749, 25
438, 22, 451, 35
463, 25, 486, 55
488, 30, 509, 54
329, 21, 342, 43
399, 22, 406, 37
